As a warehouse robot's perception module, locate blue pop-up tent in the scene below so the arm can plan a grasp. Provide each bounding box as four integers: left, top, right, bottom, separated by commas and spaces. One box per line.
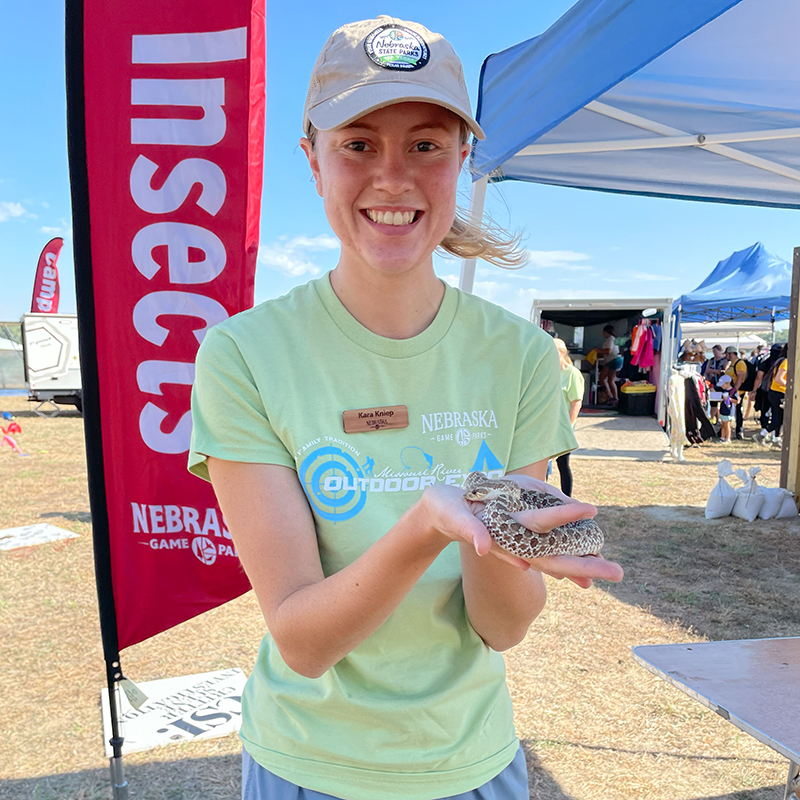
459, 0, 800, 291
675, 242, 792, 324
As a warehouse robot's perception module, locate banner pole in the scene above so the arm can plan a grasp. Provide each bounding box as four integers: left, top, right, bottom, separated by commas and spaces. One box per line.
65, 0, 129, 794
107, 661, 129, 799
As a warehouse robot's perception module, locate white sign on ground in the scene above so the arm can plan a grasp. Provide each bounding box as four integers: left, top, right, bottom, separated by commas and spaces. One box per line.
101, 668, 246, 756
0, 523, 79, 550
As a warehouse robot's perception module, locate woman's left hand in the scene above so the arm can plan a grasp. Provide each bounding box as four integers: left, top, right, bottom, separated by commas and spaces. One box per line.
496, 474, 624, 588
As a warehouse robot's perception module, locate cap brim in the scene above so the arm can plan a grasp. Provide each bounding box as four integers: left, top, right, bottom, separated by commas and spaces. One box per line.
307, 81, 485, 140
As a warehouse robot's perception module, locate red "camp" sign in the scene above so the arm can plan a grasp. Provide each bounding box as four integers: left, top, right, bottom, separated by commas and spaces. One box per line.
31, 237, 63, 313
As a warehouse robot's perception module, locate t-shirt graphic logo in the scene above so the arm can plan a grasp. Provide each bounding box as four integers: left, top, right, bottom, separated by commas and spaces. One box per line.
299, 445, 367, 522
471, 441, 503, 473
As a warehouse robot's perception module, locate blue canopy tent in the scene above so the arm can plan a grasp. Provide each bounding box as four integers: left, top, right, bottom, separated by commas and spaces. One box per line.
458, 0, 800, 497
459, 0, 800, 292
675, 241, 792, 324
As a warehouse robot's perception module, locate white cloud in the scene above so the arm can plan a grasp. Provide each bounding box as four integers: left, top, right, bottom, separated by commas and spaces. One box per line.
38, 219, 73, 239
527, 288, 622, 299
40, 226, 66, 237
472, 280, 504, 303
0, 201, 26, 223
258, 234, 339, 277
525, 250, 594, 270
605, 271, 676, 283
504, 287, 538, 320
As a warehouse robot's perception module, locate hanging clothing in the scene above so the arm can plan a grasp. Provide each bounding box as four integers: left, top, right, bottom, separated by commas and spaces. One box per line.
667, 370, 688, 462
650, 350, 661, 392
684, 376, 716, 444
631, 326, 655, 370
652, 322, 662, 353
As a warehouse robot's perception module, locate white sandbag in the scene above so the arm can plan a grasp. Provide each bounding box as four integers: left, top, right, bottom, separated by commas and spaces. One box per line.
776, 492, 799, 519
758, 487, 786, 520
705, 459, 737, 519
731, 467, 764, 522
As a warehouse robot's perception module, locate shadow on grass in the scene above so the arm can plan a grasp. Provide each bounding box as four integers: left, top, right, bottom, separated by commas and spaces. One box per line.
519, 740, 576, 800
597, 504, 800, 642
679, 447, 783, 465
574, 448, 667, 461
2, 407, 82, 419
0, 753, 241, 800
694, 790, 784, 799
39, 510, 92, 523
519, 739, 782, 800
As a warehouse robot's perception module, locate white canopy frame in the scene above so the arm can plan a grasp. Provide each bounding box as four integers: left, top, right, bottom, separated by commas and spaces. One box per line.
459, 100, 800, 293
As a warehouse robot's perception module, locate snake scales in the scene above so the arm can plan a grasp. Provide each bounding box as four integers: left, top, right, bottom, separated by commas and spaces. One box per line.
462, 472, 604, 558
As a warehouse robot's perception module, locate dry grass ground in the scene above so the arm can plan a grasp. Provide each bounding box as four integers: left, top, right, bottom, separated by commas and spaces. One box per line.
0, 395, 797, 800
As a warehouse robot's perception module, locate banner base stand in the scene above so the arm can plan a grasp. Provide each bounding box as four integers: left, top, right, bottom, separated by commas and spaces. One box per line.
109, 751, 129, 800
101, 668, 246, 756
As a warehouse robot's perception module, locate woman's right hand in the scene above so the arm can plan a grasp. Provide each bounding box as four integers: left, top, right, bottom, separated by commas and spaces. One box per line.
418, 483, 532, 570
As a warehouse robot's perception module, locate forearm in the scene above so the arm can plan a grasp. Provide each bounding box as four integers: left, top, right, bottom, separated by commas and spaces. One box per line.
569, 400, 582, 426
458, 543, 547, 650
269, 502, 447, 678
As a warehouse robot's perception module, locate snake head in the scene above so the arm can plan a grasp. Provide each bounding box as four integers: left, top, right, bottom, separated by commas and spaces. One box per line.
462, 471, 489, 493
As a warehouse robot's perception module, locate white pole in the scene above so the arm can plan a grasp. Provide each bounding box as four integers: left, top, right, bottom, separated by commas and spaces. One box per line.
458, 175, 489, 294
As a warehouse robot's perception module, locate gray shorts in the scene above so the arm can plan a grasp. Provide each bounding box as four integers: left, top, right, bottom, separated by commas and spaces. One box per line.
242, 745, 529, 800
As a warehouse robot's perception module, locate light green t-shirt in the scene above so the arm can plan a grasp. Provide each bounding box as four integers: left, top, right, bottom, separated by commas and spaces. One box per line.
188, 274, 577, 800
561, 363, 585, 405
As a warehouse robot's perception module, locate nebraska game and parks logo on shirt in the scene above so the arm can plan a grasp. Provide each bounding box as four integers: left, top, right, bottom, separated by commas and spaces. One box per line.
364, 24, 430, 71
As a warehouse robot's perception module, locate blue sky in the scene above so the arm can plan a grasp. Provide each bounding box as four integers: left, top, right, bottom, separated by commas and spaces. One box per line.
1, 0, 798, 322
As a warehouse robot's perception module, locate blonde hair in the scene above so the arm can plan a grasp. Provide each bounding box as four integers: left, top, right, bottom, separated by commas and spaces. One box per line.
305, 121, 526, 268
553, 337, 572, 368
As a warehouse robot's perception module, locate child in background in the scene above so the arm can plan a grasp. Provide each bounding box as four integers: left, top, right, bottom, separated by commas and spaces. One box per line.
716, 374, 739, 443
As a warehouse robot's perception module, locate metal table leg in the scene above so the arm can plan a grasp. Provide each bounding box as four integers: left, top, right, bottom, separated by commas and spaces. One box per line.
785, 760, 800, 800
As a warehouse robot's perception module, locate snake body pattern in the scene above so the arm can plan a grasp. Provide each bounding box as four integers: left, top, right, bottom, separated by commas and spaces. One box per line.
462, 472, 604, 558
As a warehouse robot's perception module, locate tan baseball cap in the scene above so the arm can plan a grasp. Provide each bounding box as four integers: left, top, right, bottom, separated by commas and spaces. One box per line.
303, 16, 485, 140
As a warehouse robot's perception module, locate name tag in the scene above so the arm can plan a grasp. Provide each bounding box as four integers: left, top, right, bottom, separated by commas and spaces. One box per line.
342, 405, 409, 433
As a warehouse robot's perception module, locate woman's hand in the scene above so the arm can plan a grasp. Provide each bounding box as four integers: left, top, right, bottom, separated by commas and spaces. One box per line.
497, 473, 624, 588
419, 483, 532, 571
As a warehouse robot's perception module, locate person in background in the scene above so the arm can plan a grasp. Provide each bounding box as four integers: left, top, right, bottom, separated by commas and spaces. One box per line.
701, 344, 727, 423
742, 344, 764, 420
553, 338, 584, 496
598, 325, 622, 406
723, 346, 747, 439
715, 374, 739, 443
751, 343, 784, 444
757, 344, 788, 446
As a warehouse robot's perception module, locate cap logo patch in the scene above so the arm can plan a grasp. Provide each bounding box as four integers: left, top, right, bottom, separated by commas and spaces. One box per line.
364, 24, 430, 71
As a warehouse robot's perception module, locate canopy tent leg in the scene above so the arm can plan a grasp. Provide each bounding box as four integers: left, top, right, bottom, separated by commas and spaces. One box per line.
458, 176, 488, 294
780, 247, 800, 505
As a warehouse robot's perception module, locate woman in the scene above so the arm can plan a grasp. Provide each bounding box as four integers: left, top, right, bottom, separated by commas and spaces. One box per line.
765, 344, 788, 445
553, 338, 584, 496
598, 324, 622, 405
189, 17, 623, 800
